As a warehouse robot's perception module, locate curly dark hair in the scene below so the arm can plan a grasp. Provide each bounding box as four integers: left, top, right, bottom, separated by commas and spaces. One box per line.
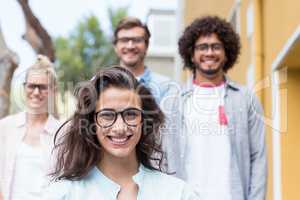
178, 15, 241, 73
51, 66, 165, 181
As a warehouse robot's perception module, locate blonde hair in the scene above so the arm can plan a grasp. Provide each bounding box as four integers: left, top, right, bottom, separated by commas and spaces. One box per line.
25, 55, 59, 118
25, 54, 57, 86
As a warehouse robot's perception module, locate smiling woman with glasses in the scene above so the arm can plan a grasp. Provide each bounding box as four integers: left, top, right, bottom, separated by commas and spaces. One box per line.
0, 55, 60, 200
44, 66, 199, 200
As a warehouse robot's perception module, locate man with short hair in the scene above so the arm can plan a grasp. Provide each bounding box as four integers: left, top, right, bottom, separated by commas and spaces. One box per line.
113, 17, 172, 103
166, 16, 267, 200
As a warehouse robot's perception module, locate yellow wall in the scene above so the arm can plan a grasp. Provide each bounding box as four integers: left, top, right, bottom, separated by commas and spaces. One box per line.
281, 69, 300, 200
262, 1, 300, 198
185, 0, 234, 22
262, 0, 300, 131
262, 0, 300, 73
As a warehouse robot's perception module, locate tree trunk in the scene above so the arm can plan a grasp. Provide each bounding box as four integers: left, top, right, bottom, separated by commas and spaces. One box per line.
0, 27, 19, 119
17, 0, 55, 62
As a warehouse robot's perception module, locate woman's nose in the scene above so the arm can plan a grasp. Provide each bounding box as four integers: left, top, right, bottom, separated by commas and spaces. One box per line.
111, 115, 127, 133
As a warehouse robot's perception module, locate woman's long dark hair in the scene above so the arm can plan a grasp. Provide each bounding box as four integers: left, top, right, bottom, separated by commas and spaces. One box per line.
51, 66, 165, 181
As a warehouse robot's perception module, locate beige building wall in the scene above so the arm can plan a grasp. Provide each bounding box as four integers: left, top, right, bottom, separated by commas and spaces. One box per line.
145, 56, 175, 78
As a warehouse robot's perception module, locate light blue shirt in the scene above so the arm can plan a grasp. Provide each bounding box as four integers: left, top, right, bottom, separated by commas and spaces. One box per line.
138, 67, 174, 104
43, 165, 199, 200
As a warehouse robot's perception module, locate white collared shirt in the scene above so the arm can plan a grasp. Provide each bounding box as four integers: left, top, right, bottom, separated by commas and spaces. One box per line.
43, 165, 200, 200
0, 112, 61, 200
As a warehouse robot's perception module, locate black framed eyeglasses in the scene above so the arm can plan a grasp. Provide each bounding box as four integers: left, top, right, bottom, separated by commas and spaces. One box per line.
116, 36, 145, 45
194, 42, 224, 52
23, 82, 49, 93
95, 107, 143, 128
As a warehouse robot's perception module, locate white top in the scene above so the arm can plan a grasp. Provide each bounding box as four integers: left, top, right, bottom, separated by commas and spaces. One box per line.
11, 142, 44, 200
0, 112, 61, 200
43, 165, 200, 200
184, 84, 231, 200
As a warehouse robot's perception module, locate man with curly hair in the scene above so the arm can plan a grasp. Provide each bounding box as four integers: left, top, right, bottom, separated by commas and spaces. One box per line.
166, 16, 267, 200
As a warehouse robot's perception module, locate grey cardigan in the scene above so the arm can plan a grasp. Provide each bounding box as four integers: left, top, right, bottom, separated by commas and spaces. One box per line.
162, 77, 267, 200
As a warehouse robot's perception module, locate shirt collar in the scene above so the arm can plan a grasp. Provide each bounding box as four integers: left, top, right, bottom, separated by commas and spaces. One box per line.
132, 164, 146, 188
15, 111, 58, 135
185, 74, 240, 94
91, 167, 121, 199
138, 67, 151, 84
91, 165, 146, 198
224, 75, 239, 91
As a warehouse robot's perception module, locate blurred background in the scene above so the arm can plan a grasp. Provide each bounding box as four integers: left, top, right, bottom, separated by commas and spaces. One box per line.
0, 0, 299, 199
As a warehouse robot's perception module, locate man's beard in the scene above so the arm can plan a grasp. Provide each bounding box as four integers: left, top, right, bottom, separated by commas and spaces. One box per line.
121, 52, 146, 68
124, 60, 139, 68
195, 61, 225, 76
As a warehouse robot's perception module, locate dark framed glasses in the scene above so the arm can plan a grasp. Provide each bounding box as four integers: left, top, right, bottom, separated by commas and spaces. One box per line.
95, 107, 143, 128
194, 42, 224, 52
116, 36, 145, 45
23, 82, 49, 93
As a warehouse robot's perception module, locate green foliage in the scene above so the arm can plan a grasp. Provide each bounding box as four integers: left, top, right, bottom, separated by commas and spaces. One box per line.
54, 8, 127, 87
108, 7, 128, 30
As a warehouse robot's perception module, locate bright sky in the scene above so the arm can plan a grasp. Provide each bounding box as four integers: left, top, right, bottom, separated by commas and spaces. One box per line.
0, 0, 176, 78
0, 0, 177, 116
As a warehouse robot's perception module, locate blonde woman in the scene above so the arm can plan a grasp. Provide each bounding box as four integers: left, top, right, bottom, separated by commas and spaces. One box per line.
0, 55, 60, 200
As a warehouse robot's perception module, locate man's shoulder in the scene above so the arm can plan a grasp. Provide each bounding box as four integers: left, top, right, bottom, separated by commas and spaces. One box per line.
226, 79, 263, 112
227, 80, 257, 98
149, 71, 172, 84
